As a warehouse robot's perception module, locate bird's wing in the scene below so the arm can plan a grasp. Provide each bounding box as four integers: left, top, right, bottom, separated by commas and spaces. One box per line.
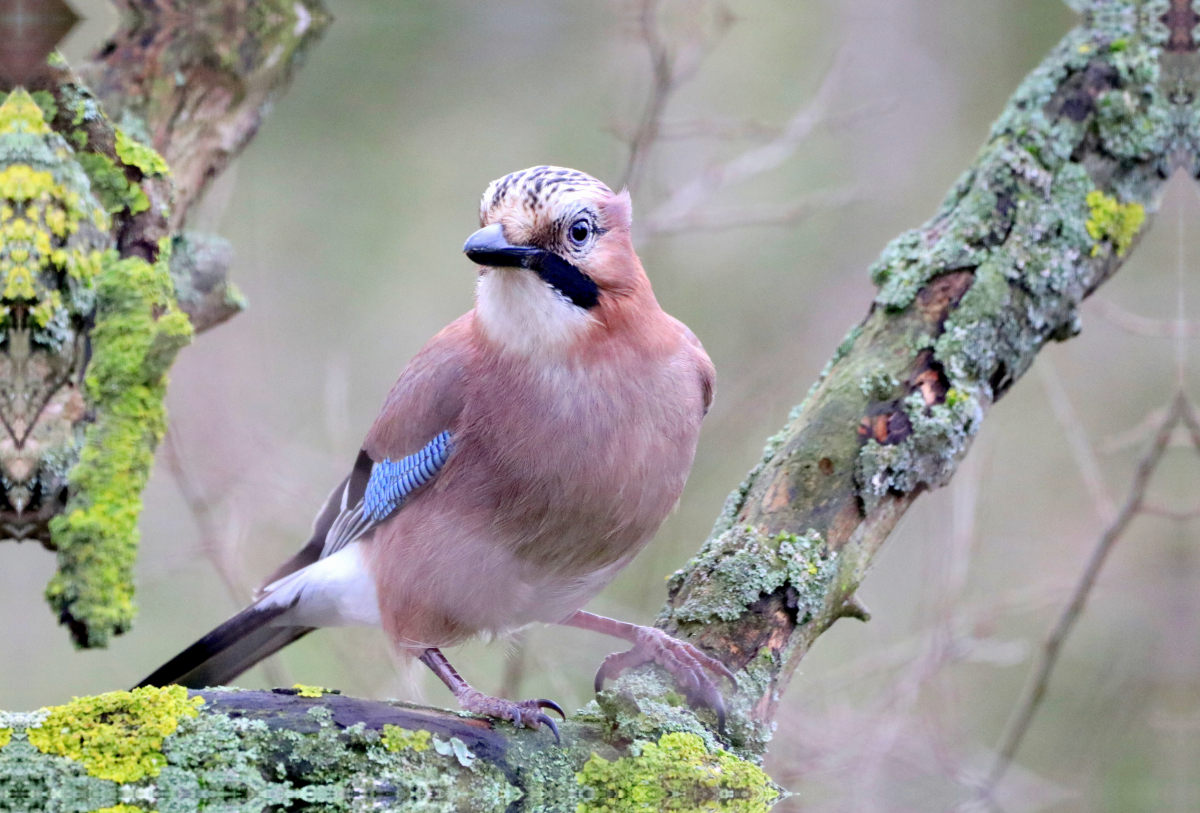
673, 316, 715, 417
257, 314, 473, 593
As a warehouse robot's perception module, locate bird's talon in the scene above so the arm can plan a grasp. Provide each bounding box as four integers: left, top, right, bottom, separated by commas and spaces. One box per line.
538, 699, 566, 719
535, 713, 562, 743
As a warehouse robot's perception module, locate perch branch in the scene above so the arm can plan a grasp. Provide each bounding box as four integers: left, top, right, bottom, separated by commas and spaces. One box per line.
0, 2, 1190, 809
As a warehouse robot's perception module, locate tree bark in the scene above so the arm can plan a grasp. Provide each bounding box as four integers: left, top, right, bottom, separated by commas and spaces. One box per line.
78, 0, 332, 333
0, 1, 1190, 810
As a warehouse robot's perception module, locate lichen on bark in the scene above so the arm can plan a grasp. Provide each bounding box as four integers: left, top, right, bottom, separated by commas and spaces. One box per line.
2, 0, 1195, 809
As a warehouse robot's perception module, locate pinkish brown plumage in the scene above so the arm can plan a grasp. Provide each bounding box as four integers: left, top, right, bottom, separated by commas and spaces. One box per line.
137, 166, 731, 738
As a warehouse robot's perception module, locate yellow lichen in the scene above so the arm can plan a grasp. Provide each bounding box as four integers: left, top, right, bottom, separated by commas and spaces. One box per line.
1085, 190, 1145, 257
381, 724, 432, 752
0, 727, 10, 748
0, 92, 108, 333
26, 686, 203, 783
576, 731, 778, 813
292, 684, 329, 698
0, 88, 51, 135
47, 243, 194, 646
115, 130, 170, 177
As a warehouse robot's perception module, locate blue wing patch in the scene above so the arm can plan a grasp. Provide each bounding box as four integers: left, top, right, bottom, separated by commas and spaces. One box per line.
362, 431, 454, 522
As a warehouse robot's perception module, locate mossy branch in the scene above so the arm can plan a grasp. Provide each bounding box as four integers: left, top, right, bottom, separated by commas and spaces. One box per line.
0, 0, 329, 645
79, 0, 331, 333
1, 0, 1192, 808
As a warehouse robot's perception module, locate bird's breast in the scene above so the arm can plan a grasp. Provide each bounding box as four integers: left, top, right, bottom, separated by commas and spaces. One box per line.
454, 348, 700, 577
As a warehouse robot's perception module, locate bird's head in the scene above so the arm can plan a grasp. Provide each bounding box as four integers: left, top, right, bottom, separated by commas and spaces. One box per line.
464, 166, 651, 356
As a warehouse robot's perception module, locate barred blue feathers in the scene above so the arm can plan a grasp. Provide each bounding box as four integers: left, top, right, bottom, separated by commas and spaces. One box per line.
363, 431, 454, 522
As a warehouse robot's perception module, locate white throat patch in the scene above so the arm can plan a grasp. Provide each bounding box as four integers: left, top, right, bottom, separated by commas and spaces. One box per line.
475, 269, 597, 356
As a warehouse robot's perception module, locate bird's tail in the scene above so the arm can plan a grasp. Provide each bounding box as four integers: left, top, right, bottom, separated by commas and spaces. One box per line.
135, 603, 314, 689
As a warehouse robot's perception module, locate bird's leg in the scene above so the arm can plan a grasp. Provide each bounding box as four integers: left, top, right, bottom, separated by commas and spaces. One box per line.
418, 647, 565, 742
561, 610, 737, 728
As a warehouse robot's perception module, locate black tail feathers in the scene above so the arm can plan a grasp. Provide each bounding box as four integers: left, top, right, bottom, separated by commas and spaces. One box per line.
135, 603, 314, 690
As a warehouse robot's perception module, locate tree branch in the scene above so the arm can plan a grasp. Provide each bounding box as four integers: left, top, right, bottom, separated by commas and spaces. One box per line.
0, 1, 1188, 807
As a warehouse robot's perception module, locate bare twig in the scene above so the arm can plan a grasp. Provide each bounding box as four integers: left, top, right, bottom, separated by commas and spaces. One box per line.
162, 426, 293, 688
618, 0, 734, 193
1035, 356, 1117, 524
645, 187, 858, 235
1096, 404, 1182, 453
644, 48, 846, 232
1086, 297, 1200, 338
1140, 501, 1200, 521
979, 393, 1186, 801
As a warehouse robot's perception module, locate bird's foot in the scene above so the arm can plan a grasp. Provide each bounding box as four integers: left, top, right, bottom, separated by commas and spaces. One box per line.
419, 646, 565, 742
455, 688, 565, 742
594, 625, 737, 728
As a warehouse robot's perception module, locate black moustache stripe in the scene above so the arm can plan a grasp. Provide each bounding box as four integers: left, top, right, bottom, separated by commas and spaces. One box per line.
528, 251, 600, 310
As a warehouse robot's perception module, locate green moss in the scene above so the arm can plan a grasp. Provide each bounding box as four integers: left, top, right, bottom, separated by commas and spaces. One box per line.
76, 152, 148, 215
1085, 190, 1144, 256
576, 732, 778, 813
47, 243, 193, 647
25, 686, 203, 783
114, 129, 169, 178
30, 90, 57, 124
381, 724, 431, 752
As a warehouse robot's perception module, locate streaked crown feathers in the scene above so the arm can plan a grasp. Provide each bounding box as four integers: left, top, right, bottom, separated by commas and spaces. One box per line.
480, 166, 614, 226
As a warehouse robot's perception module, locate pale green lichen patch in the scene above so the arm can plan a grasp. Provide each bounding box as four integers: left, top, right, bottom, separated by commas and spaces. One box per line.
666, 526, 836, 625
590, 669, 728, 754
576, 731, 778, 813
856, 389, 984, 514
25, 686, 202, 783
1085, 190, 1144, 256
159, 698, 521, 812
859, 368, 899, 400
432, 734, 477, 768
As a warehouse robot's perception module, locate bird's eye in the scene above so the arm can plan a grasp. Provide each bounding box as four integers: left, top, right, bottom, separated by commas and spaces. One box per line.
569, 219, 591, 245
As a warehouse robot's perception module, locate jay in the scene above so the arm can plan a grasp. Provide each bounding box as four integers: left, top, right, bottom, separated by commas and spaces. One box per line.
138, 166, 734, 738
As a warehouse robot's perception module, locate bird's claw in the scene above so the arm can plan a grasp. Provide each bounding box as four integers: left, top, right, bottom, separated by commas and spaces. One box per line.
457, 689, 564, 743
594, 626, 737, 731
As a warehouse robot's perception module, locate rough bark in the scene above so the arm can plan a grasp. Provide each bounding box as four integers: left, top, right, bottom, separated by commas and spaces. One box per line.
78, 0, 331, 331
0, 0, 1193, 810
0, 0, 329, 643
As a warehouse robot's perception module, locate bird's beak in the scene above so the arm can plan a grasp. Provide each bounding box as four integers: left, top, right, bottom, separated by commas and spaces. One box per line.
463, 223, 541, 269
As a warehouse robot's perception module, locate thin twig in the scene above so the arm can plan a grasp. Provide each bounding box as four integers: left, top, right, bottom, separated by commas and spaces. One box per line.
645, 187, 858, 235
979, 393, 1185, 799
1140, 501, 1200, 521
619, 0, 733, 194
1035, 356, 1117, 524
1086, 297, 1200, 338
1095, 404, 1178, 454
645, 47, 846, 230
163, 426, 293, 688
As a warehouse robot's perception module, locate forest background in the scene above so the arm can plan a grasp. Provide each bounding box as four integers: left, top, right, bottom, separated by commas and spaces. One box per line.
2, 1, 1191, 809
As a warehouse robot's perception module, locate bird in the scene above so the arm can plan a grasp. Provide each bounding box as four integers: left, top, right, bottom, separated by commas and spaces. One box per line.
137, 166, 735, 739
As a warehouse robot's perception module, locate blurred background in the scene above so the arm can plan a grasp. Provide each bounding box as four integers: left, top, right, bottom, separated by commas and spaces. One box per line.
5, 0, 1200, 809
